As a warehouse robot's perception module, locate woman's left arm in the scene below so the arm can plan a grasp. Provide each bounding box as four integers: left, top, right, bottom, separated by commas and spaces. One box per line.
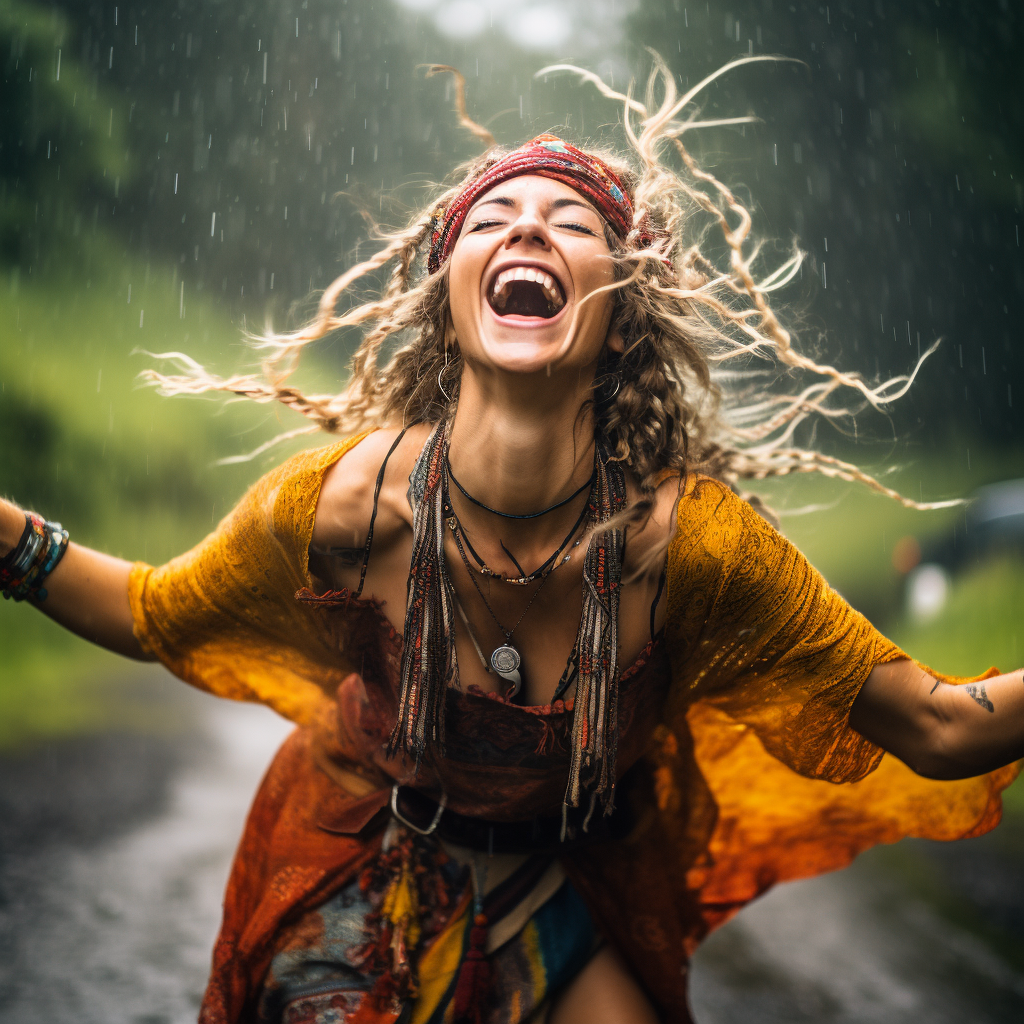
850, 660, 1024, 780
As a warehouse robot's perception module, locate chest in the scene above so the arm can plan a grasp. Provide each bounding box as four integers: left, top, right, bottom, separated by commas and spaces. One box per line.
329, 598, 672, 819
313, 526, 666, 708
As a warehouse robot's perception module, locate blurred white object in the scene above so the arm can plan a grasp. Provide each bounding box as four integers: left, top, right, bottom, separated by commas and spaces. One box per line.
502, 5, 573, 49
394, 0, 442, 11
906, 563, 950, 623
393, 0, 633, 55
433, 0, 488, 38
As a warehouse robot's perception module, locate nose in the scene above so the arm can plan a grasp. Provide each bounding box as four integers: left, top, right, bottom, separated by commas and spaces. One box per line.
503, 205, 551, 253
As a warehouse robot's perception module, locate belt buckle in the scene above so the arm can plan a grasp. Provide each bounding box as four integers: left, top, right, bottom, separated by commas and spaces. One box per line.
390, 784, 447, 836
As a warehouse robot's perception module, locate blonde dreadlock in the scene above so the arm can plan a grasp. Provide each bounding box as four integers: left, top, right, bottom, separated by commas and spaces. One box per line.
142, 57, 958, 512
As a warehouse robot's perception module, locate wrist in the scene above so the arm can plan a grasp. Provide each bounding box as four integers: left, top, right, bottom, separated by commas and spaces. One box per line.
0, 500, 26, 557
1, 510, 70, 602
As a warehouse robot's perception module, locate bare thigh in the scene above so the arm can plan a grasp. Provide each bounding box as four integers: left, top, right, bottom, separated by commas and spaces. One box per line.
548, 945, 660, 1024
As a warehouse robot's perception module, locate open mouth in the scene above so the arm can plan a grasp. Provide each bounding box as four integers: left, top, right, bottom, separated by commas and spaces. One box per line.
488, 266, 566, 320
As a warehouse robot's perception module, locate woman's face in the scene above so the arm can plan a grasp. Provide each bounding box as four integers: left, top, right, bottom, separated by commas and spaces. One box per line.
447, 174, 619, 377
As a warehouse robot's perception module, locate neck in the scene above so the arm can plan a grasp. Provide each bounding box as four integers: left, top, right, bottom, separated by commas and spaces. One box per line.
447, 361, 597, 542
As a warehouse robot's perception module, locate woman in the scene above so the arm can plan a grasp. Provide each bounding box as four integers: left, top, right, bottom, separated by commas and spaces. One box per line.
2, 61, 1022, 1024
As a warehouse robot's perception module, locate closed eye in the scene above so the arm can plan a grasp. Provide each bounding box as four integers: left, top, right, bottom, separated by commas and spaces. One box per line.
556, 221, 597, 235
468, 219, 505, 231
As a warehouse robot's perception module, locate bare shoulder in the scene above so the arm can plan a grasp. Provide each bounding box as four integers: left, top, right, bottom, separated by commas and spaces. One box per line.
311, 423, 433, 550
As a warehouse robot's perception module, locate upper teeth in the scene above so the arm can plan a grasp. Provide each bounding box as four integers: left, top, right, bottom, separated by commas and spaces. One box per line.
490, 266, 565, 311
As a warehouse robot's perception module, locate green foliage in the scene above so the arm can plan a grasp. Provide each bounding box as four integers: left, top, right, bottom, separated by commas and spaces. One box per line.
890, 557, 1024, 682
0, 245, 320, 745
893, 24, 1023, 209
2, 264, 258, 555
753, 449, 1020, 622
0, 0, 559, 305
0, 609, 126, 748
0, 0, 131, 265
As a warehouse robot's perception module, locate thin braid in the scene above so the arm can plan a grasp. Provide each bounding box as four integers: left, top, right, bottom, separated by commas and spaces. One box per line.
732, 450, 961, 511
384, 213, 433, 299
669, 134, 937, 414
266, 222, 431, 357
424, 65, 496, 149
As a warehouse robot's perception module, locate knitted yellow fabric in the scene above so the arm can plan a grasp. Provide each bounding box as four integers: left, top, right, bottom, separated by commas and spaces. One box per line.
129, 433, 371, 739
660, 476, 1017, 932
128, 436, 1019, 953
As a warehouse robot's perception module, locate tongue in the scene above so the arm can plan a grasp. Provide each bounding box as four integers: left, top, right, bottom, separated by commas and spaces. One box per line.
492, 280, 558, 319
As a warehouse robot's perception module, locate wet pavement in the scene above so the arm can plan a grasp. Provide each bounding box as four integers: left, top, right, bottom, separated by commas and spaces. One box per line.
0, 674, 292, 1024
690, 840, 1024, 1023
1, 671, 1022, 1024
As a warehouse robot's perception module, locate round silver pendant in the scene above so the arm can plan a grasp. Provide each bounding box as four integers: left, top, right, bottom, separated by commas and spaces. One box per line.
490, 645, 521, 675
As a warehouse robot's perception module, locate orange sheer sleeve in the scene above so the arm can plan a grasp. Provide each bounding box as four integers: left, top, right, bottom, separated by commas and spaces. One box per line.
569, 478, 1018, 1018
127, 434, 370, 732
661, 476, 1019, 922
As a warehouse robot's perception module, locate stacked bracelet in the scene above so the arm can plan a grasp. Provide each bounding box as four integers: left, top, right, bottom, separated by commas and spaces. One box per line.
0, 512, 70, 602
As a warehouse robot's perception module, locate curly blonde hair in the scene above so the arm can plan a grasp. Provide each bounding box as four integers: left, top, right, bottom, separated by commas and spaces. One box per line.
144, 55, 954, 511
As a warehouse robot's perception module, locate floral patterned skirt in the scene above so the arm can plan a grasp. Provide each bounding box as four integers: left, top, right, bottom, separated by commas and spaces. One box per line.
256, 824, 600, 1024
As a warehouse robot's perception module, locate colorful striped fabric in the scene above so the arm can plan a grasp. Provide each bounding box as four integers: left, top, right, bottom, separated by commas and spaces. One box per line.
416, 872, 598, 1024
257, 832, 598, 1024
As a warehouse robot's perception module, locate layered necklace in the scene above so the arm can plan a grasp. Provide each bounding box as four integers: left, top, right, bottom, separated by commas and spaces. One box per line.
391, 421, 629, 837
445, 453, 592, 586
441, 455, 592, 695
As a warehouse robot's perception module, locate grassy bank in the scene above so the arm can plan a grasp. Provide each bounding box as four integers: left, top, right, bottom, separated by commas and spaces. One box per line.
0, 251, 327, 747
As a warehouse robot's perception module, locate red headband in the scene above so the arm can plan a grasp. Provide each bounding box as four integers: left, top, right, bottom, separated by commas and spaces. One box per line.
427, 134, 642, 274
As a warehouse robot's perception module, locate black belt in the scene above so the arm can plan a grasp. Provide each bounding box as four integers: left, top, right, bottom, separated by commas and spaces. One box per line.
389, 784, 631, 855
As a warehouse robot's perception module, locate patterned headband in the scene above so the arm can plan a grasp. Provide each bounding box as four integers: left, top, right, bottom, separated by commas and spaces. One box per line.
427, 134, 650, 274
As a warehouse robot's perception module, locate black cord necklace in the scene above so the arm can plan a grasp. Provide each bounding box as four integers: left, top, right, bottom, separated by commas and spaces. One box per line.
446, 497, 589, 586
442, 460, 592, 693
445, 453, 595, 520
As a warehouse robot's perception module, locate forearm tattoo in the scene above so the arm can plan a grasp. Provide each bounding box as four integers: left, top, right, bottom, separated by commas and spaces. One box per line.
964, 682, 995, 713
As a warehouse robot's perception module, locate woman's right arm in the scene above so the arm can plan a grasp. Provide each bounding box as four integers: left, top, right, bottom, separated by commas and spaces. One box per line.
0, 498, 153, 661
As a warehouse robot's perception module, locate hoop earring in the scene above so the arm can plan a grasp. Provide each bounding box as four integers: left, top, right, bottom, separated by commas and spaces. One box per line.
597, 373, 620, 403
438, 349, 454, 403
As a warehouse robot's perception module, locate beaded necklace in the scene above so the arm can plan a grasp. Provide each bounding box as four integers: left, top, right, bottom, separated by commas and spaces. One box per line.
389, 421, 627, 837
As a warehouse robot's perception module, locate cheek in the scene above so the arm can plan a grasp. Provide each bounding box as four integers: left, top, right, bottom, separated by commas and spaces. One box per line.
447, 246, 488, 324
575, 245, 615, 293
577, 266, 616, 331
445, 270, 474, 335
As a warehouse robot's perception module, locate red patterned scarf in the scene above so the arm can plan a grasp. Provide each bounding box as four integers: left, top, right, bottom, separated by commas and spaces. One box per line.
428, 134, 649, 274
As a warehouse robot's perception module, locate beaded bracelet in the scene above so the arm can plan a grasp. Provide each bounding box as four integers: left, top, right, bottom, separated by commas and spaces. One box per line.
0, 512, 70, 602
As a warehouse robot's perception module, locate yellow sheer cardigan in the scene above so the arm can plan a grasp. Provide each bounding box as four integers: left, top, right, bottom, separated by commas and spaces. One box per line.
127, 432, 1019, 1005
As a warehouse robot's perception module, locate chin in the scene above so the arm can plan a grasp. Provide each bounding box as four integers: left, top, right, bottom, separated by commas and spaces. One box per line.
476, 331, 574, 376
475, 304, 601, 372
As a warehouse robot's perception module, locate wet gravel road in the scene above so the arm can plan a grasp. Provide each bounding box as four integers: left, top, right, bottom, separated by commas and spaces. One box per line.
2, 670, 1023, 1024
0, 674, 292, 1024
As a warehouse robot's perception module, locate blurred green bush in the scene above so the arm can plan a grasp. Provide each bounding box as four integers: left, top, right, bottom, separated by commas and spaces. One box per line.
0, 245, 319, 746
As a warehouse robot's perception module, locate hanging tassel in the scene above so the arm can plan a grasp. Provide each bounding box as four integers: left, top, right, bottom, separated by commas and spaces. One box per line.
562, 448, 627, 837
450, 911, 492, 1024
389, 421, 456, 765
351, 836, 421, 1011
350, 828, 460, 1023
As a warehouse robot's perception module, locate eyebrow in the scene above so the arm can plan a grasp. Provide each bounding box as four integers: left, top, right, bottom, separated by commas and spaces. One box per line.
470, 195, 600, 217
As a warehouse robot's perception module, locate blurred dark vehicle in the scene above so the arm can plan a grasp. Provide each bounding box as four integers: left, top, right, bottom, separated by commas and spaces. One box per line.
932, 479, 1024, 569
